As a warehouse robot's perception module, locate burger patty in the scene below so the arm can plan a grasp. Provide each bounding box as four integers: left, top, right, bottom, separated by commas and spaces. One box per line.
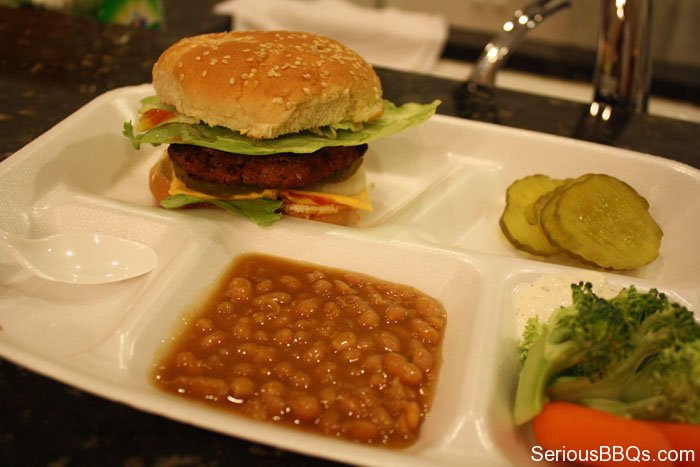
168, 143, 368, 189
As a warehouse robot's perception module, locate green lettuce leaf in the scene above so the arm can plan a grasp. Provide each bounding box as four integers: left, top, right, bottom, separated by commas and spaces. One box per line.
123, 98, 440, 155
161, 194, 283, 226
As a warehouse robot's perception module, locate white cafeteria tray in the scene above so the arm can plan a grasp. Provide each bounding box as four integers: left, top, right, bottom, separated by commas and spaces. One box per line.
1, 85, 699, 466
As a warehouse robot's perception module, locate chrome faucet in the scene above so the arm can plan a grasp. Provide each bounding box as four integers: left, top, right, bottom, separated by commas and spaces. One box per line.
467, 0, 572, 87
467, 0, 653, 113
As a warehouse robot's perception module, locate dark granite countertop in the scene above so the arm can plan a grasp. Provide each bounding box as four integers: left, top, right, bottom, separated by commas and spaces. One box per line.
1, 2, 699, 466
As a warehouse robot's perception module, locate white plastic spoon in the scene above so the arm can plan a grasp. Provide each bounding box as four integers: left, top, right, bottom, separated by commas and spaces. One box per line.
0, 229, 158, 284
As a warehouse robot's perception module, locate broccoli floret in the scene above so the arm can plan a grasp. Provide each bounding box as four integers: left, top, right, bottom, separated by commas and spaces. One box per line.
550, 338, 700, 424
518, 316, 544, 363
638, 340, 700, 423
513, 282, 633, 424
513, 282, 700, 426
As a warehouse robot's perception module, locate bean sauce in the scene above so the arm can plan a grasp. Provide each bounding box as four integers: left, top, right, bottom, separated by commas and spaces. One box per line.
152, 253, 447, 447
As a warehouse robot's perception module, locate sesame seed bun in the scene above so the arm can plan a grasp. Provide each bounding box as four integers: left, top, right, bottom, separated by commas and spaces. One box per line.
152, 30, 384, 139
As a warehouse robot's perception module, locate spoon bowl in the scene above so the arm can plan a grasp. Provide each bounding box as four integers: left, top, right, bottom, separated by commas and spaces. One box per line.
0, 229, 158, 284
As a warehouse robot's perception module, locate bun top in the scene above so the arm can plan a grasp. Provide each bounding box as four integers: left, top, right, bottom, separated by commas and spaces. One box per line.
152, 31, 384, 139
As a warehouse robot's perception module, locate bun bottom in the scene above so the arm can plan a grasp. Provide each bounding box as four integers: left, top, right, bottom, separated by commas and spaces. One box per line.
149, 151, 360, 226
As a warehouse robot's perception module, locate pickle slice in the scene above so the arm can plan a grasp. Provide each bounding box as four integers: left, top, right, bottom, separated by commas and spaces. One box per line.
540, 174, 662, 270
527, 177, 574, 225
500, 174, 561, 256
537, 175, 592, 246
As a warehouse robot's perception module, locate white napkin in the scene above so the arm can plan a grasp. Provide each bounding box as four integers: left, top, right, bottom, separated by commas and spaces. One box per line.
213, 0, 448, 73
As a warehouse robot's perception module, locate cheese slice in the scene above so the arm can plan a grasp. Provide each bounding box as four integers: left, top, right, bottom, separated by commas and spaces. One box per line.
170, 176, 277, 201
283, 189, 372, 212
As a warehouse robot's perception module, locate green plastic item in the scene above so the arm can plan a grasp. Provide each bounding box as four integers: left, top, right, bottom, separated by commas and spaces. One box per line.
98, 0, 163, 29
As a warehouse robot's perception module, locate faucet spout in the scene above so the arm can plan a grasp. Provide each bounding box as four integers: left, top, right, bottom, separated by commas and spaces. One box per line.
592, 0, 652, 112
467, 0, 572, 86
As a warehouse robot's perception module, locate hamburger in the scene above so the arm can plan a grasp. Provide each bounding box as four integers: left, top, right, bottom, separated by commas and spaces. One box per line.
124, 31, 439, 226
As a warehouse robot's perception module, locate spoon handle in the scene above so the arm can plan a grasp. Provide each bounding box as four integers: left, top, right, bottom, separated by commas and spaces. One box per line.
0, 229, 43, 276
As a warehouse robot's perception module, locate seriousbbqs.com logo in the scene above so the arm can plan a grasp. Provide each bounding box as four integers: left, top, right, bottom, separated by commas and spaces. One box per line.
531, 445, 696, 464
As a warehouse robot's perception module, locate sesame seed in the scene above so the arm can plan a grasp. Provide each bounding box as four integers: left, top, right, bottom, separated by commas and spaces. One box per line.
272, 97, 284, 104
246, 57, 254, 62
177, 61, 183, 68
302, 87, 310, 95
320, 81, 328, 88
202, 70, 208, 77
195, 56, 201, 61
203, 50, 210, 56
229, 77, 236, 85
302, 73, 311, 79
179, 73, 184, 81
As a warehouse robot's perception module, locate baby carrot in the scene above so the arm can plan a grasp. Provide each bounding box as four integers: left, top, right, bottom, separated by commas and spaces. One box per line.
531, 402, 674, 466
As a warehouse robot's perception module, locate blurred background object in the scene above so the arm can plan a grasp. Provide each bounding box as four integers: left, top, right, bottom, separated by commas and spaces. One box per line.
1, 0, 163, 28
214, 0, 448, 73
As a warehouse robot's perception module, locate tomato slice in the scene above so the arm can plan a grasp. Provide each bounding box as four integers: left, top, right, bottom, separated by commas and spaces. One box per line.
138, 108, 177, 131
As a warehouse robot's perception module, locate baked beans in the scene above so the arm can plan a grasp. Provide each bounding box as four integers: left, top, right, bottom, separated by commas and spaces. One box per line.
152, 253, 447, 448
